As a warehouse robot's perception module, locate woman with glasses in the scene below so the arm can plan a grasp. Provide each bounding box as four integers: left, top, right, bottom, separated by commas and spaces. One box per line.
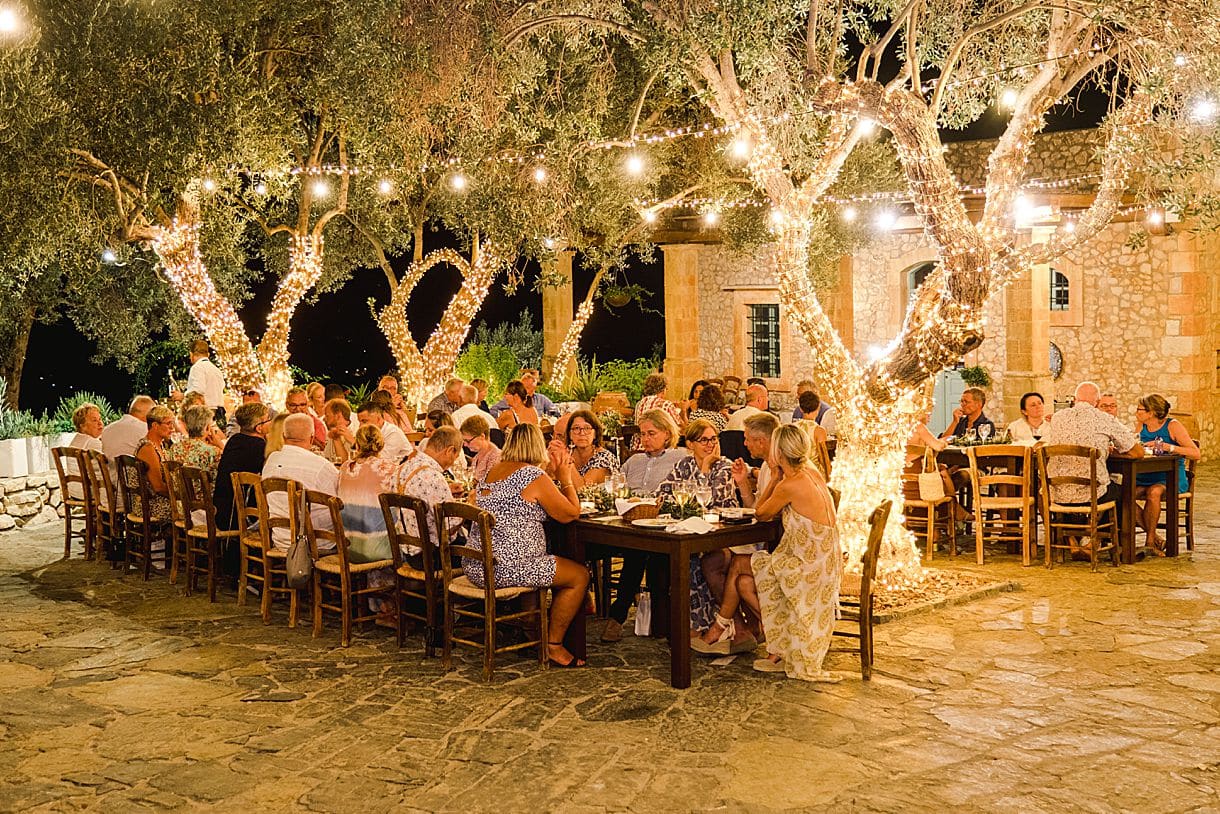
460, 414, 502, 485
545, 408, 617, 488
657, 418, 741, 635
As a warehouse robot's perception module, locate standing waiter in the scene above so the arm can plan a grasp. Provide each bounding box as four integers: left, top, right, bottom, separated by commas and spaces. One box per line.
185, 339, 227, 424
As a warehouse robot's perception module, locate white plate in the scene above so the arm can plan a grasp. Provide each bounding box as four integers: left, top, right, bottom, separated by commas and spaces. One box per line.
631, 518, 673, 528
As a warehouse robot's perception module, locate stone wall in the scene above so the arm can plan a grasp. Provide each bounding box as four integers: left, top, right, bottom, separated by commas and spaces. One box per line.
0, 472, 65, 533
946, 128, 1102, 192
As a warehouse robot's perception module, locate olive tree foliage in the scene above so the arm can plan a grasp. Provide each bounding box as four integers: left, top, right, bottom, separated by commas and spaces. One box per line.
506, 0, 1220, 576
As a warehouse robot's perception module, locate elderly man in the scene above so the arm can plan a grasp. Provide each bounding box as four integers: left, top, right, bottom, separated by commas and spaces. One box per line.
261, 413, 339, 549
183, 339, 227, 423
322, 398, 355, 462
450, 384, 494, 430
1044, 381, 1143, 512
393, 427, 466, 564
489, 369, 559, 419
357, 402, 412, 463
285, 386, 326, 448
724, 383, 770, 431
729, 412, 781, 507
426, 378, 464, 415
940, 387, 996, 440
1098, 392, 1119, 417
101, 395, 156, 488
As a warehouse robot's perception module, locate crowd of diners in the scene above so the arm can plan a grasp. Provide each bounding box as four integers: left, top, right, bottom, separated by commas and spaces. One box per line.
904, 382, 1200, 555
61, 341, 1199, 675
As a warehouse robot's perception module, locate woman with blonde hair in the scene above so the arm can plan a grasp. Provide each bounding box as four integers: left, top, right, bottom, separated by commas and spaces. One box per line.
130, 405, 177, 519
469, 424, 590, 667
337, 426, 400, 622
263, 414, 287, 458
694, 424, 843, 681
1134, 393, 1200, 554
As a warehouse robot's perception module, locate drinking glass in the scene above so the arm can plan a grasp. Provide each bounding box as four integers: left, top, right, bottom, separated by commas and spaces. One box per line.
978, 424, 992, 442
694, 483, 713, 513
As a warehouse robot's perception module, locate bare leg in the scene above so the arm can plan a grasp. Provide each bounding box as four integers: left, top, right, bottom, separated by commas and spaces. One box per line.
701, 549, 731, 605
735, 572, 777, 661
547, 557, 591, 665
1137, 484, 1166, 552
699, 556, 756, 646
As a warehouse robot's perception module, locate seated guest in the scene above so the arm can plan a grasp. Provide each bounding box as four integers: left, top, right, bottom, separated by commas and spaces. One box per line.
469, 424, 589, 667
634, 373, 682, 428
696, 424, 843, 682
688, 383, 728, 432
261, 413, 339, 549
795, 394, 830, 456
724, 384, 770, 431
903, 414, 968, 522
939, 387, 996, 440
427, 378, 465, 416
460, 415, 502, 484
494, 380, 540, 431
357, 402, 412, 463
264, 415, 287, 458
791, 380, 815, 420
131, 405, 177, 519
67, 403, 105, 502
489, 369, 559, 419
214, 403, 269, 533
322, 398, 355, 462
285, 387, 327, 448
378, 373, 405, 411
470, 378, 491, 412
658, 419, 742, 635
603, 410, 688, 642
101, 395, 156, 488
1043, 381, 1143, 527
545, 408, 618, 488
167, 404, 225, 474
451, 384, 495, 430
682, 379, 709, 423
1097, 392, 1119, 417
324, 383, 347, 402
306, 382, 326, 417
371, 388, 412, 432
1009, 391, 1051, 442
177, 391, 206, 440
730, 412, 781, 508
795, 387, 838, 436
395, 426, 466, 559
1135, 393, 1200, 554
419, 410, 466, 479
337, 425, 399, 572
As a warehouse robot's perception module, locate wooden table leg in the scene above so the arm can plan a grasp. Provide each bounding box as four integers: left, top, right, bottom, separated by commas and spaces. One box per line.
1118, 479, 1136, 564
1165, 464, 1180, 557
669, 539, 691, 689
561, 528, 587, 661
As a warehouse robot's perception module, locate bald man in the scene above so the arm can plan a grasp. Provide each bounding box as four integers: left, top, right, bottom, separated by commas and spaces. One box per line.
261, 413, 339, 549
724, 383, 770, 431
1043, 381, 1143, 507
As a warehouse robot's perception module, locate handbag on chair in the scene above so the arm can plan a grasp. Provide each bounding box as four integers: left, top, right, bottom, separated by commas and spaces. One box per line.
918, 449, 947, 502
286, 490, 312, 589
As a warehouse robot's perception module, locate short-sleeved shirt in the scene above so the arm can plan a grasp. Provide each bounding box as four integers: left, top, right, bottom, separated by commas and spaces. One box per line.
261, 445, 340, 547
1043, 403, 1138, 503
621, 448, 689, 494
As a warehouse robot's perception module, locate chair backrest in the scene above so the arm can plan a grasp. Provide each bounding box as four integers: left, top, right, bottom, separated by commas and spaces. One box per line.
814, 438, 833, 480
488, 428, 506, 447
163, 459, 185, 527
436, 501, 497, 590
231, 471, 261, 535
51, 446, 90, 505
706, 377, 725, 389
1037, 444, 1100, 508
619, 424, 640, 447
253, 477, 303, 550
116, 454, 155, 523
1169, 411, 1199, 440
379, 492, 434, 572
304, 490, 345, 562
178, 466, 219, 536
828, 486, 841, 511
721, 375, 742, 398
966, 444, 1032, 503
858, 500, 893, 603
85, 449, 116, 512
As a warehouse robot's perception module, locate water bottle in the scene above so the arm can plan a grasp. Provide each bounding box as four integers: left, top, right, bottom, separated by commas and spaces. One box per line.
1153, 438, 1164, 455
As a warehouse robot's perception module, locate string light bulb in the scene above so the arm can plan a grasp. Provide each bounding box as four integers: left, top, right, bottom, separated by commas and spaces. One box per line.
311, 179, 330, 197
1146, 208, 1164, 226
702, 209, 720, 227
449, 172, 468, 192
532, 166, 548, 183
254, 182, 268, 195
0, 7, 20, 34
1174, 54, 1188, 67
377, 178, 394, 195
874, 209, 898, 231
842, 206, 858, 223
101, 249, 117, 264
641, 209, 658, 224
999, 88, 1020, 109
624, 154, 645, 177
856, 118, 877, 137
201, 178, 218, 193
729, 135, 752, 159
1190, 99, 1216, 124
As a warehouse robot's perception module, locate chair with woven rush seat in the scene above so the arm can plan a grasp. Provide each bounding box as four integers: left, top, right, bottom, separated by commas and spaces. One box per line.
232, 472, 266, 608
163, 459, 189, 585
115, 454, 170, 580
51, 446, 94, 560
901, 445, 957, 561
966, 444, 1037, 566
250, 477, 306, 626
1037, 444, 1119, 571
437, 501, 548, 681
833, 499, 892, 680
380, 492, 444, 654
177, 466, 237, 602
85, 450, 122, 565
307, 490, 396, 647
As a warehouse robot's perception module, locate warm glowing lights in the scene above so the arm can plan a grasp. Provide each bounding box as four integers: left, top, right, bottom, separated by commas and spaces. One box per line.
550, 299, 595, 385
542, 237, 557, 250
729, 135, 751, 159
1146, 209, 1164, 226
1190, 98, 1217, 124
856, 117, 877, 137
377, 178, 394, 195
201, 178, 218, 193
532, 166, 548, 183
310, 179, 330, 198
998, 87, 1020, 109
874, 209, 898, 231
254, 182, 268, 196
101, 249, 118, 264
624, 154, 645, 177
641, 209, 658, 224
0, 6, 21, 34
1174, 53, 1188, 68
841, 205, 858, 223
702, 209, 720, 227
449, 172, 468, 192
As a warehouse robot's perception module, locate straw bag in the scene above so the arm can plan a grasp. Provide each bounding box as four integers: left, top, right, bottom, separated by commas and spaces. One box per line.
917, 449, 946, 501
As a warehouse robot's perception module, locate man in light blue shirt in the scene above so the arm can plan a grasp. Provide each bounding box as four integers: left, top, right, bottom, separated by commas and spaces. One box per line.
488, 369, 560, 418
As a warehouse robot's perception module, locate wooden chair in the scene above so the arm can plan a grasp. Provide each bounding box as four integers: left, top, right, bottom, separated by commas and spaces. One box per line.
1181, 447, 1198, 551
721, 375, 743, 401
115, 454, 170, 580
814, 437, 833, 481
901, 446, 957, 561
250, 477, 306, 626
380, 492, 444, 655
84, 449, 122, 565
232, 472, 266, 609
437, 501, 548, 681
1037, 445, 1118, 571
834, 499, 892, 680
178, 466, 237, 602
51, 446, 94, 560
966, 444, 1037, 565
306, 491, 396, 647
163, 459, 190, 585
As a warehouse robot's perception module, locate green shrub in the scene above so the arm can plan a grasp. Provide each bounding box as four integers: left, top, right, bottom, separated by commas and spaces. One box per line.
595, 358, 655, 404
468, 310, 542, 370
0, 410, 35, 441
454, 343, 521, 402
51, 392, 121, 433
346, 382, 375, 408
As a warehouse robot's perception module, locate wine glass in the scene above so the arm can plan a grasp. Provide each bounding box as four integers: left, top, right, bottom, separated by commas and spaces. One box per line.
978, 424, 992, 443
694, 483, 713, 514
672, 479, 692, 512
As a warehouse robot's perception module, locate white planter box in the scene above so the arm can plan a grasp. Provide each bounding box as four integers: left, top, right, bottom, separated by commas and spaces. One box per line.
0, 439, 29, 478
26, 436, 51, 474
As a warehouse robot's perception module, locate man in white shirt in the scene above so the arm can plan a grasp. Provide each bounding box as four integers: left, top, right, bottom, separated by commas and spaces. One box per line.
357, 402, 411, 463
724, 383, 770, 431
99, 395, 155, 510
261, 414, 339, 549
731, 412, 781, 507
450, 384, 495, 431
185, 339, 227, 422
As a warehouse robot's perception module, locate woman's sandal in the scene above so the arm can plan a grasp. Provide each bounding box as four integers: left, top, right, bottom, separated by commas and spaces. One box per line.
752, 656, 785, 673
691, 614, 735, 655
547, 642, 587, 668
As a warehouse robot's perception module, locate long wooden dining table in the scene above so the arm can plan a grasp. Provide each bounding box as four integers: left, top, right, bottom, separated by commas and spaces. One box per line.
560, 516, 781, 689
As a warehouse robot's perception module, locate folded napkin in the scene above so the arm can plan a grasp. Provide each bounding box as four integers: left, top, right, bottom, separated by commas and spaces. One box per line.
665, 516, 714, 534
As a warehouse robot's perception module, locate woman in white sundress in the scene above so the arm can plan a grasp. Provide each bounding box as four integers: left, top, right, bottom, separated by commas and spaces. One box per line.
691, 423, 842, 680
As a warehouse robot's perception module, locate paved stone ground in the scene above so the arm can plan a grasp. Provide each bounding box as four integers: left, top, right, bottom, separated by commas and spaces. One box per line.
1, 465, 1218, 812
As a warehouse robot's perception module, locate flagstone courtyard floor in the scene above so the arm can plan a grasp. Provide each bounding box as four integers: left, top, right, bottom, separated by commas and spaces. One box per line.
1, 464, 1218, 812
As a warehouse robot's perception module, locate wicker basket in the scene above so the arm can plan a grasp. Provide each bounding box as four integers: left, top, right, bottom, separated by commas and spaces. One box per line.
621, 502, 659, 522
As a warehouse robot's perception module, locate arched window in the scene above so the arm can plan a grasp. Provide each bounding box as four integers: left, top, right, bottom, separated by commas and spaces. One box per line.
1049, 269, 1070, 311
905, 261, 936, 305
